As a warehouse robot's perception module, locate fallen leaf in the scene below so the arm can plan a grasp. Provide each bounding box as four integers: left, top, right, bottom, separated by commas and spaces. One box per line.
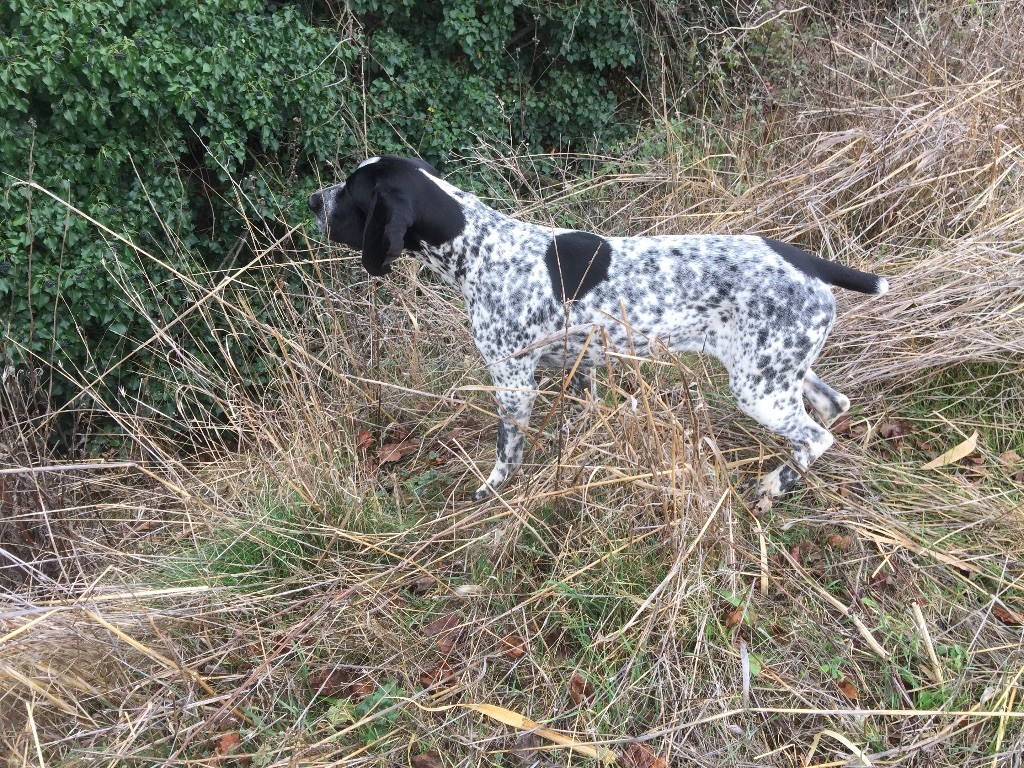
622, 743, 667, 768
379, 440, 418, 464
879, 419, 914, 440
993, 605, 1024, 626
309, 669, 376, 701
355, 428, 374, 452
407, 575, 438, 595
831, 413, 852, 434
419, 660, 456, 689
998, 450, 1022, 465
725, 607, 744, 629
464, 702, 615, 764
568, 671, 594, 706
411, 749, 444, 768
826, 534, 853, 551
869, 570, 892, 590
922, 431, 979, 470
421, 613, 460, 637
215, 732, 249, 766
542, 626, 572, 657
436, 633, 458, 656
308, 669, 349, 699
217, 732, 241, 755
508, 732, 544, 767
500, 634, 527, 659
348, 678, 374, 700
837, 480, 866, 500
837, 677, 859, 700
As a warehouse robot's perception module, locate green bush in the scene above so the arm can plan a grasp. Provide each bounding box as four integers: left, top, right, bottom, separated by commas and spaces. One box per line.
354, 0, 640, 157
0, 0, 358, 434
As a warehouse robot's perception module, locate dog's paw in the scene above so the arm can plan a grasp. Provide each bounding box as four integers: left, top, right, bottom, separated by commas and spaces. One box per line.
741, 464, 799, 505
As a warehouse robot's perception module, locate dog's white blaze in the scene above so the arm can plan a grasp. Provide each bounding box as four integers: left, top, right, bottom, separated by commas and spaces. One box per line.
417, 168, 462, 198
357, 156, 382, 169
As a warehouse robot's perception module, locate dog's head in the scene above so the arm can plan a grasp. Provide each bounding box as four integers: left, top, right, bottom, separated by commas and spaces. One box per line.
308, 155, 466, 276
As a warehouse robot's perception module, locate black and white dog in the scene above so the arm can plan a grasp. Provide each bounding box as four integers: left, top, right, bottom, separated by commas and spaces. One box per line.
309, 156, 888, 500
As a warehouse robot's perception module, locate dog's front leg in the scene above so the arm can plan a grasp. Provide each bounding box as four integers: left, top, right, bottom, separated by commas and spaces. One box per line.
473, 358, 538, 501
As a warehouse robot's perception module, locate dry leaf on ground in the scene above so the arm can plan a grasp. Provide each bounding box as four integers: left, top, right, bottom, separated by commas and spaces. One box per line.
922, 431, 979, 469
500, 634, 527, 659
421, 613, 460, 637
874, 419, 914, 459
407, 574, 438, 595
725, 607, 744, 629
464, 703, 615, 764
420, 660, 457, 689
622, 742, 668, 768
837, 678, 859, 700
879, 420, 914, 440
998, 450, 1022, 465
308, 669, 375, 700
411, 749, 444, 768
831, 413, 852, 434
215, 732, 249, 766
379, 440, 418, 464
308, 669, 349, 699
355, 428, 374, 452
568, 671, 594, 706
993, 605, 1024, 626
826, 534, 853, 551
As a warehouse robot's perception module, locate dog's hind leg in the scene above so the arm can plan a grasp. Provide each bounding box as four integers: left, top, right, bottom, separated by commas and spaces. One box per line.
474, 358, 539, 501
802, 369, 850, 426
732, 375, 835, 497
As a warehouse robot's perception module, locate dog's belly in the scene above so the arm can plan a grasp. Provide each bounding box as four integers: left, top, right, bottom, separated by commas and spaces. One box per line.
533, 312, 726, 369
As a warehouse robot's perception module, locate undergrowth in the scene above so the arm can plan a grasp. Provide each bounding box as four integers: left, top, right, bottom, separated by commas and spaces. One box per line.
3, 2, 1024, 767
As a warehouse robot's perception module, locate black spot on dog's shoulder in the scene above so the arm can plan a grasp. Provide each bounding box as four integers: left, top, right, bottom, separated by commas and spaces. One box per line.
545, 231, 612, 302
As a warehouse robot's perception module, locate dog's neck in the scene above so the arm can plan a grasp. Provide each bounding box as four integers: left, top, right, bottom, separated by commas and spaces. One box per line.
413, 180, 543, 289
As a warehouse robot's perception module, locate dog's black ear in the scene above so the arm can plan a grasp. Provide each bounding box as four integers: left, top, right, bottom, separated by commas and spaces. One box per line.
362, 189, 414, 277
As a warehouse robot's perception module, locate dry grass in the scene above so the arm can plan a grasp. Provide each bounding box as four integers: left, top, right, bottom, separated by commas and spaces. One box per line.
3, 2, 1024, 766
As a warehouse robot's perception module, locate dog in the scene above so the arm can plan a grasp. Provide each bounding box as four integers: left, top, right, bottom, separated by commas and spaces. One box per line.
309, 155, 888, 500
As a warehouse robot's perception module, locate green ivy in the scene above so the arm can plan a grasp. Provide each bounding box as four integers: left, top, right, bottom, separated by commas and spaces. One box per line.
355, 0, 640, 156
0, 0, 358, 437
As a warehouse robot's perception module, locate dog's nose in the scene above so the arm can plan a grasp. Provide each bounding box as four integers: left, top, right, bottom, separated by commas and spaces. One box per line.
308, 192, 323, 216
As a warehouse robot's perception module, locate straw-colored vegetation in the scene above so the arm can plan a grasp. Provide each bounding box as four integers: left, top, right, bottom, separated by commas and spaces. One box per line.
3, 3, 1023, 766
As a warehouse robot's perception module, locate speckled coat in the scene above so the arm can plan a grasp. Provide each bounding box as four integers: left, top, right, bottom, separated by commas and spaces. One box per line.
309, 156, 889, 500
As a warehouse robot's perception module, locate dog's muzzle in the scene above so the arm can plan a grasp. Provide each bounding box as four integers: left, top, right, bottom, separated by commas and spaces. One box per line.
308, 191, 327, 231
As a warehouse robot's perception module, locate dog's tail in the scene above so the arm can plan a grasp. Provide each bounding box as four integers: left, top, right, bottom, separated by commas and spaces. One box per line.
763, 238, 889, 295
